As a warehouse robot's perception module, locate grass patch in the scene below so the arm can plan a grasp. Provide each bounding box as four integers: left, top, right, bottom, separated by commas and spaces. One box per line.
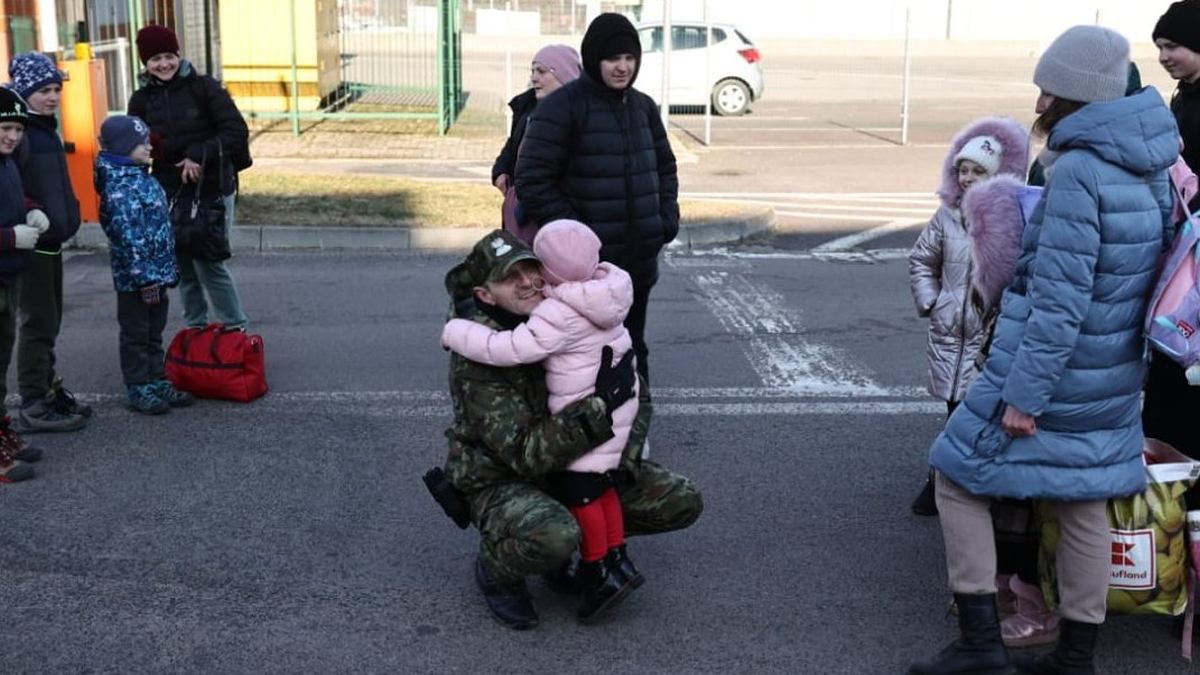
238, 171, 768, 228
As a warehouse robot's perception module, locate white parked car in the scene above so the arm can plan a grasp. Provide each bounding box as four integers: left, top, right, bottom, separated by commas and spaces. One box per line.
634, 21, 764, 116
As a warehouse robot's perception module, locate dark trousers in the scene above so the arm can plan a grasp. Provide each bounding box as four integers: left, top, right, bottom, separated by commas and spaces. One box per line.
1143, 352, 1200, 510
116, 290, 168, 386
16, 252, 63, 402
624, 282, 653, 383
0, 283, 18, 402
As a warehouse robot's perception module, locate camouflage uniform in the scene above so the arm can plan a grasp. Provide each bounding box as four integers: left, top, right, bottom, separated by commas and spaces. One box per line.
443, 231, 703, 584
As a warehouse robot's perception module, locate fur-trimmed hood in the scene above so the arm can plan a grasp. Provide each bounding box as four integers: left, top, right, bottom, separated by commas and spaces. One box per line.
937, 117, 1031, 210
962, 174, 1029, 311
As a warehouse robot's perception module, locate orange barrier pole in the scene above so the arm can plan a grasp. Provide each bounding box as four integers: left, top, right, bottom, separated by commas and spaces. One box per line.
59, 56, 108, 224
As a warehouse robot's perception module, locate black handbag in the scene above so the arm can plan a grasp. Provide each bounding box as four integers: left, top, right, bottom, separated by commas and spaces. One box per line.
169, 142, 232, 262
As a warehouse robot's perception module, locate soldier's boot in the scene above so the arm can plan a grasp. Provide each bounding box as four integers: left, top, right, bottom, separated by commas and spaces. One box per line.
576, 557, 631, 624
542, 550, 582, 595
1012, 620, 1097, 675
474, 555, 538, 630
908, 593, 1014, 675
606, 544, 644, 589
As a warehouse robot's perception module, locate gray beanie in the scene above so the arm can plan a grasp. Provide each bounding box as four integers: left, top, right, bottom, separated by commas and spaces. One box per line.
1033, 25, 1130, 103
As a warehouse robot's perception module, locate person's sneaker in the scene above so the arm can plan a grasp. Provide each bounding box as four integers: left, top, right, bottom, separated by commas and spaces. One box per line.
14, 398, 87, 433
0, 417, 41, 463
153, 380, 195, 407
127, 384, 170, 415
0, 446, 34, 483
47, 378, 92, 418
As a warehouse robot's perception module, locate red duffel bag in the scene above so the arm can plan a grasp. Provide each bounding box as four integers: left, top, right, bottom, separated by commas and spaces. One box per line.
165, 323, 267, 402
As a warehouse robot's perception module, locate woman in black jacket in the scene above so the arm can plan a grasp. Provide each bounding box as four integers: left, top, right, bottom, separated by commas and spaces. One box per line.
128, 25, 250, 331
516, 13, 680, 383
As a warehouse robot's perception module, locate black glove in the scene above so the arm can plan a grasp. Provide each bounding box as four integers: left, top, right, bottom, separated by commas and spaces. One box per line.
594, 346, 636, 415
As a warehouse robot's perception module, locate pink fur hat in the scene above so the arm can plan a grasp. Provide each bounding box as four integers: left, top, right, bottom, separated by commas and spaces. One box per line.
937, 116, 1030, 209
532, 44, 582, 86
533, 219, 599, 285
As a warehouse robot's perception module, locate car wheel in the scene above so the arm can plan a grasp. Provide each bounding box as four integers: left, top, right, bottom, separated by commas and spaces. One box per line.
711, 78, 751, 116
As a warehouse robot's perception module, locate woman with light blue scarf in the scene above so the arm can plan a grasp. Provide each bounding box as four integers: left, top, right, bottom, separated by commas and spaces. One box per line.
908, 25, 1179, 675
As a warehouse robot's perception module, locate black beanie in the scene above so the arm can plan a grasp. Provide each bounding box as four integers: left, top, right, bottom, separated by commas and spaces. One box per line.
580, 13, 642, 87
1154, 0, 1200, 53
0, 88, 27, 125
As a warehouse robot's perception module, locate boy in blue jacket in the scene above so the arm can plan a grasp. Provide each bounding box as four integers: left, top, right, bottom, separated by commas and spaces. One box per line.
8, 52, 88, 433
0, 87, 46, 481
95, 116, 193, 414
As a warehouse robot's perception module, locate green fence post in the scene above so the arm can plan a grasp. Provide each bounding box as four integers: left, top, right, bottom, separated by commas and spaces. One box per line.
289, 0, 301, 136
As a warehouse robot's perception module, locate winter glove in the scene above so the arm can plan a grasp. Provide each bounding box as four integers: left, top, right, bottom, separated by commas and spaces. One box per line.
12, 225, 38, 250
593, 346, 636, 415
24, 209, 49, 234
140, 284, 162, 306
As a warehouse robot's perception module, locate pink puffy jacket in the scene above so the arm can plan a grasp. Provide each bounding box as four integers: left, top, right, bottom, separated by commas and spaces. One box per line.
441, 262, 638, 473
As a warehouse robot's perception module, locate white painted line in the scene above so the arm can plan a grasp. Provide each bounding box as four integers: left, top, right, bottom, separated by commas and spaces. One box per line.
812, 218, 925, 252
697, 143, 945, 151
667, 247, 914, 264
657, 401, 943, 415
691, 270, 888, 394
683, 192, 934, 200
775, 211, 924, 224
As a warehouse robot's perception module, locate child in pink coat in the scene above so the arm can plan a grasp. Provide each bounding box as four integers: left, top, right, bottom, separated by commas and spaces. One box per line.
441, 218, 642, 619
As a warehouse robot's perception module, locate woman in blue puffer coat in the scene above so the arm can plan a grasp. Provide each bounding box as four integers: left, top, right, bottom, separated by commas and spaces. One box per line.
908, 26, 1179, 675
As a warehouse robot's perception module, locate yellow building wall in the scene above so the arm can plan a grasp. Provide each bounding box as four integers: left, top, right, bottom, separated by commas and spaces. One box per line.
220, 0, 340, 113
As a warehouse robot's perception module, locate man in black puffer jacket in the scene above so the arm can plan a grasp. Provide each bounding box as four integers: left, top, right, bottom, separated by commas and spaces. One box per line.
516, 12, 679, 383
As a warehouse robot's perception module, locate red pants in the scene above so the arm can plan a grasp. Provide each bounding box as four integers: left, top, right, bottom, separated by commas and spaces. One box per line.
569, 487, 625, 563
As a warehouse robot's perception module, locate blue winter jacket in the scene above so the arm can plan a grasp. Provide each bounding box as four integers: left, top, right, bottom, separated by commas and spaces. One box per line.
930, 87, 1179, 501
94, 153, 178, 292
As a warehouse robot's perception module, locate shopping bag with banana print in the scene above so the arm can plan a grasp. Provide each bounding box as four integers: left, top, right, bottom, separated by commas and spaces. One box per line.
1039, 438, 1200, 616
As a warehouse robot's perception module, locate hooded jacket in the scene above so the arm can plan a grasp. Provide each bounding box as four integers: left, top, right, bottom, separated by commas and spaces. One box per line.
15, 112, 80, 251
930, 88, 1179, 501
442, 262, 637, 473
94, 152, 178, 292
514, 15, 679, 288
127, 60, 248, 198
909, 117, 1029, 402
492, 89, 538, 185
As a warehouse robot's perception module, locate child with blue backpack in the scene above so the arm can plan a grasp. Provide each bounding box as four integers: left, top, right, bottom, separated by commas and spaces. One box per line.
95, 116, 193, 414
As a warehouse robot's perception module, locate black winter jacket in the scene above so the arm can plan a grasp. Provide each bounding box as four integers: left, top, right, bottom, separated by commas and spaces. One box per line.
1173, 79, 1200, 176
515, 76, 679, 287
127, 61, 249, 199
0, 156, 32, 282
16, 113, 80, 251
492, 89, 537, 185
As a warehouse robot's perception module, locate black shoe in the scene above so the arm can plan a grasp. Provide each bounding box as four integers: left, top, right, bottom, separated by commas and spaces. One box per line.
47, 379, 92, 418
912, 475, 938, 516
1013, 619, 1097, 674
474, 555, 538, 630
542, 550, 582, 595
908, 593, 1013, 675
576, 558, 632, 624
606, 544, 644, 589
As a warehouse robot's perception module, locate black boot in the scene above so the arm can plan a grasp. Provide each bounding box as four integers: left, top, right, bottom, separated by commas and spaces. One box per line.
908, 593, 1013, 675
474, 555, 539, 630
1013, 619, 1097, 674
576, 557, 631, 624
542, 550, 582, 595
912, 471, 938, 516
606, 544, 644, 589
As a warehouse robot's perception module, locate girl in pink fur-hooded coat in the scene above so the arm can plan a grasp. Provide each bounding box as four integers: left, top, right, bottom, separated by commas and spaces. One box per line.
441, 218, 641, 594
908, 116, 1030, 515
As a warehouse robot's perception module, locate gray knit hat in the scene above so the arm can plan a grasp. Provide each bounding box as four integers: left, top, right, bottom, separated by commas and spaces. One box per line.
1033, 25, 1130, 103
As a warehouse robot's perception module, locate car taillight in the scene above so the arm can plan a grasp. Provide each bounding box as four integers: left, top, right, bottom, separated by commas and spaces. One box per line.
738, 48, 760, 64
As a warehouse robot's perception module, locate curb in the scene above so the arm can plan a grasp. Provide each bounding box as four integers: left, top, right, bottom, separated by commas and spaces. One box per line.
66, 210, 775, 254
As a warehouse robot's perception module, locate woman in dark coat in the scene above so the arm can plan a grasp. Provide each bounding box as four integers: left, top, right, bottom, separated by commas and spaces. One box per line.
516, 13, 680, 383
127, 25, 250, 331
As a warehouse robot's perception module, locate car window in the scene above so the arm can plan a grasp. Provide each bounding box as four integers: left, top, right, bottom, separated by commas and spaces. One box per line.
639, 27, 662, 53
671, 26, 708, 50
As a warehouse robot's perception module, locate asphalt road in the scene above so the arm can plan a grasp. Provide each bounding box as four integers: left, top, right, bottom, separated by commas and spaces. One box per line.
0, 247, 1192, 675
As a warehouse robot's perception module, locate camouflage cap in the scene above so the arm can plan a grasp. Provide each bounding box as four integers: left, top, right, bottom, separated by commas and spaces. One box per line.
444, 229, 539, 299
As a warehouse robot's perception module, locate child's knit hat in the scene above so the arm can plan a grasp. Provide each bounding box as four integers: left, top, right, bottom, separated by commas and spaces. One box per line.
136, 25, 180, 64
99, 116, 150, 156
0, 88, 28, 125
532, 44, 582, 86
1034, 25, 1130, 103
533, 219, 600, 285
8, 53, 62, 100
1154, 0, 1200, 53
953, 135, 1003, 176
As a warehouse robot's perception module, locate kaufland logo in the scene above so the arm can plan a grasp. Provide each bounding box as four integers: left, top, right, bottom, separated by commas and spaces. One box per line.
1109, 529, 1156, 591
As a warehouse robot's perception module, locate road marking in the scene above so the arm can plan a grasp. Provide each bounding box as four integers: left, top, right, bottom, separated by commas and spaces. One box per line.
812, 218, 925, 253
669, 248, 911, 263
690, 270, 888, 394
